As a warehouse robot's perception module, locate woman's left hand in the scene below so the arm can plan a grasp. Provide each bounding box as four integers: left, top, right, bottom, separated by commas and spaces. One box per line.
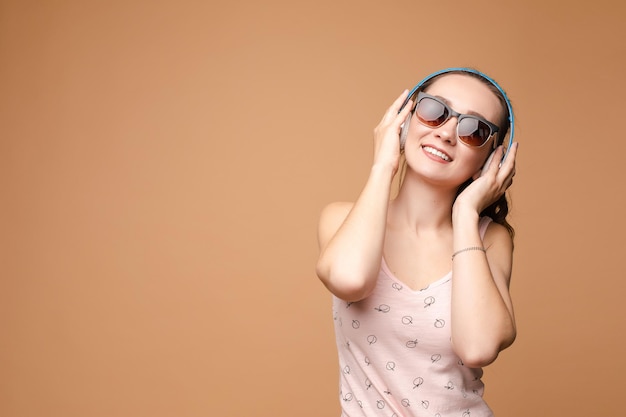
454, 142, 518, 215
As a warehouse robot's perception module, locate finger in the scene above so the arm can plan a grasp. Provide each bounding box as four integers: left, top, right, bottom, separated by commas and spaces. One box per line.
386, 98, 413, 137
382, 90, 410, 123
496, 142, 518, 182
394, 89, 410, 110
500, 142, 518, 170
503, 175, 514, 192
396, 99, 413, 125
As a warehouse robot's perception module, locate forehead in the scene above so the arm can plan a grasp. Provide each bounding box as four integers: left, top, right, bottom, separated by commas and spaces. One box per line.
423, 74, 502, 122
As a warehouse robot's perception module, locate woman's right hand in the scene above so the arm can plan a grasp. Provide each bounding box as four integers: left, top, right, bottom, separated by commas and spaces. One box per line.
372, 90, 413, 175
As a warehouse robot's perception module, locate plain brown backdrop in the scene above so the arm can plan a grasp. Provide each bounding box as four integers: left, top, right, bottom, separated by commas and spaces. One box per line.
1, 0, 625, 416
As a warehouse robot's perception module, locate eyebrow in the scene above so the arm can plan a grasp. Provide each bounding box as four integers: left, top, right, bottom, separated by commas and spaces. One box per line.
433, 95, 489, 120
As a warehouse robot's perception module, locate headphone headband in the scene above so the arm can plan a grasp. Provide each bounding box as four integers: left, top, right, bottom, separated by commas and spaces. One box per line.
403, 67, 515, 156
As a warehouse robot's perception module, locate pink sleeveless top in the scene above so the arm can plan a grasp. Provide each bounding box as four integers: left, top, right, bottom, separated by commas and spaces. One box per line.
332, 217, 494, 417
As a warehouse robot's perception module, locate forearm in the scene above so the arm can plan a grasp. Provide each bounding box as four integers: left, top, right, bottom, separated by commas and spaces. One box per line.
450, 207, 516, 367
317, 164, 395, 301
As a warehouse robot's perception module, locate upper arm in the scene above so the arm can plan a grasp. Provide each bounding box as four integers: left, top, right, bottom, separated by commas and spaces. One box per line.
316, 201, 382, 302
483, 221, 516, 324
483, 221, 514, 285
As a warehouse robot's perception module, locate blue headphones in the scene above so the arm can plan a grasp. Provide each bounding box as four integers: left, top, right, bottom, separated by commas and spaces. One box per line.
399, 67, 515, 160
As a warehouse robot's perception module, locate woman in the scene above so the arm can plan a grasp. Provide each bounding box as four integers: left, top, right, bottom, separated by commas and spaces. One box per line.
316, 68, 518, 416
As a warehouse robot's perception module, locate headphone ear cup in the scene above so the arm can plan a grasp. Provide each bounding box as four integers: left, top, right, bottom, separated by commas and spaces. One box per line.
399, 113, 411, 151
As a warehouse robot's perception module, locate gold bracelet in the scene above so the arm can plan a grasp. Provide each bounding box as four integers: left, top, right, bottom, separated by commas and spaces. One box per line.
451, 246, 486, 261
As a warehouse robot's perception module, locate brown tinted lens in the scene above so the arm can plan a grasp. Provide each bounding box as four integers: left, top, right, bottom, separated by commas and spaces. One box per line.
458, 117, 491, 146
415, 97, 448, 127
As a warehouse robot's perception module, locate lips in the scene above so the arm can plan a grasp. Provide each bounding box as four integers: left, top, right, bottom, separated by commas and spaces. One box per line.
422, 145, 452, 162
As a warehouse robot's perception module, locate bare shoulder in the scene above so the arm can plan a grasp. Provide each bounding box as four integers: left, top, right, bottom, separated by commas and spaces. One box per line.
317, 201, 354, 250
320, 201, 354, 220
483, 220, 513, 250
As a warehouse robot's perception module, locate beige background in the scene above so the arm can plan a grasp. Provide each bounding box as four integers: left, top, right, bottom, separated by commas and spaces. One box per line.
1, 0, 625, 416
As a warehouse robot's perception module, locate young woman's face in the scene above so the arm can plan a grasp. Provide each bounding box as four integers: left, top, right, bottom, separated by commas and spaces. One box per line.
404, 74, 504, 186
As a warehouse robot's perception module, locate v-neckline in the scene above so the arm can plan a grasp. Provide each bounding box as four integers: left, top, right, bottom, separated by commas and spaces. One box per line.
381, 257, 452, 293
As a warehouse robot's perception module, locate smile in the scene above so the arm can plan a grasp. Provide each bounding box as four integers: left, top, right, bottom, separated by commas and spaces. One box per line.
422, 146, 451, 162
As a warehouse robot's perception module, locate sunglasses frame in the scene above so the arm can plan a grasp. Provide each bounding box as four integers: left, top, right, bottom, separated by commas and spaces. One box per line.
415, 91, 499, 149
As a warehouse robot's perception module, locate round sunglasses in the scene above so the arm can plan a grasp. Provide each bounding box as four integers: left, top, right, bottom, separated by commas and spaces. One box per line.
414, 92, 500, 148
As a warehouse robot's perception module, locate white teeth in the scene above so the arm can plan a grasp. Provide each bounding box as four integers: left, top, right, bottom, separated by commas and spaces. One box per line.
423, 146, 450, 161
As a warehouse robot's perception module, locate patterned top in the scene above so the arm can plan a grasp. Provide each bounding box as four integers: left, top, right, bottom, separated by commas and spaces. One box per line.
332, 217, 494, 417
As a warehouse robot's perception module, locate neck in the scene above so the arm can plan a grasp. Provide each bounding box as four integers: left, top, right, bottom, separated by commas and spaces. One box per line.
389, 170, 460, 232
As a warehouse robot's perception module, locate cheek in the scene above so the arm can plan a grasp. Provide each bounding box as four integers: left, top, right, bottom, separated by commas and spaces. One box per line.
455, 147, 492, 176
406, 116, 433, 141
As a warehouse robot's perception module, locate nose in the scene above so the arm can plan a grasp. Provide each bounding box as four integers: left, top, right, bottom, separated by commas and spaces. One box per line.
433, 116, 458, 145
